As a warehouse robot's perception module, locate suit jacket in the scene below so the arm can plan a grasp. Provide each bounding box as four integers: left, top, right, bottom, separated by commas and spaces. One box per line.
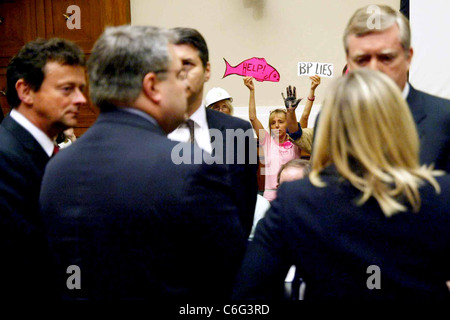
233, 166, 450, 300
308, 85, 450, 172
0, 115, 53, 299
39, 108, 248, 300
407, 85, 450, 172
205, 108, 258, 237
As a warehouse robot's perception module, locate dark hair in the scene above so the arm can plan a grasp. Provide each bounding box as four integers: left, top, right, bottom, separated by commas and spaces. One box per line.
6, 38, 85, 108
277, 159, 311, 184
172, 27, 209, 68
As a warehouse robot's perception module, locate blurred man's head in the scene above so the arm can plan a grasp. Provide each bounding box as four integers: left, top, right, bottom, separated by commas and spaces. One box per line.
344, 5, 412, 90
88, 26, 189, 133
277, 159, 311, 187
172, 27, 211, 115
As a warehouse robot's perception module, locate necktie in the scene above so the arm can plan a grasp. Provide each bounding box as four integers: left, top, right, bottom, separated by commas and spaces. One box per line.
52, 144, 60, 157
186, 119, 195, 144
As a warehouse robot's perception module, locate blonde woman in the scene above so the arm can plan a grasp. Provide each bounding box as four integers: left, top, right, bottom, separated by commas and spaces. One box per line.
233, 69, 449, 300
244, 76, 301, 201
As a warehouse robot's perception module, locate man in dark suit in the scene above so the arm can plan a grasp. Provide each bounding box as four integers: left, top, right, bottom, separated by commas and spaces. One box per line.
0, 38, 86, 299
39, 26, 247, 300
344, 4, 450, 172
168, 27, 258, 237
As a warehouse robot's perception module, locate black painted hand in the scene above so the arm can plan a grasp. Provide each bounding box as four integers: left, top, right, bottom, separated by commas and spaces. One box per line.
281, 85, 302, 111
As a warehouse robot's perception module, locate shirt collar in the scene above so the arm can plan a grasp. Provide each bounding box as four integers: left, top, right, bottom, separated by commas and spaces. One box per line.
189, 102, 208, 129
402, 82, 410, 99
10, 109, 54, 157
121, 107, 158, 126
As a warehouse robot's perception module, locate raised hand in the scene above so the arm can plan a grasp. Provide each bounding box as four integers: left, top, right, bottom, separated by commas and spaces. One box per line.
244, 76, 254, 91
281, 85, 302, 111
310, 75, 321, 90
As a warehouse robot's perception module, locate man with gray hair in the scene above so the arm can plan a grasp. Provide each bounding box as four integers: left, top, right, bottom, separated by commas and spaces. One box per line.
39, 25, 247, 300
344, 4, 450, 172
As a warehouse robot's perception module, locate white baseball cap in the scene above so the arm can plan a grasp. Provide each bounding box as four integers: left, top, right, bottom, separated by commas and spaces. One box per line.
204, 87, 233, 107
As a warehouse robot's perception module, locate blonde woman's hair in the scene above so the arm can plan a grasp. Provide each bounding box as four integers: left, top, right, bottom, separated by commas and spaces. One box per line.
310, 69, 442, 217
343, 5, 411, 56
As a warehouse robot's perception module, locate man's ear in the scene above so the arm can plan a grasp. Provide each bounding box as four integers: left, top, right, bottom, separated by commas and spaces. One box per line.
407, 47, 414, 67
204, 61, 211, 83
142, 72, 161, 104
345, 54, 354, 72
15, 79, 34, 105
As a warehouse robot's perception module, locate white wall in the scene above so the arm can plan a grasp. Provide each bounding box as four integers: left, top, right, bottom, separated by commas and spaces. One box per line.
131, 0, 399, 128
409, 0, 450, 99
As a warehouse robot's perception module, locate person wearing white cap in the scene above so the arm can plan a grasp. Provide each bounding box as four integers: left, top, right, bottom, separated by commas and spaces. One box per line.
205, 87, 234, 115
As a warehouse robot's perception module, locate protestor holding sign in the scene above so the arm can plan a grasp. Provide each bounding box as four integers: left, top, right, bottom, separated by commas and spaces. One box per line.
244, 76, 301, 202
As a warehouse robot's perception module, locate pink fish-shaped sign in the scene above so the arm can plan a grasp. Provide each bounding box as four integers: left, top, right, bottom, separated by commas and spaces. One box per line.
223, 57, 280, 82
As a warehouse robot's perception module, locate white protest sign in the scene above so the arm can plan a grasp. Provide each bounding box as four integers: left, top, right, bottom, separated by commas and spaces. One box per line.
298, 62, 334, 77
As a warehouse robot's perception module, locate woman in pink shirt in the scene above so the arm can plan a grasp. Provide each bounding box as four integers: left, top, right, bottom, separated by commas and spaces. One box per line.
244, 77, 301, 201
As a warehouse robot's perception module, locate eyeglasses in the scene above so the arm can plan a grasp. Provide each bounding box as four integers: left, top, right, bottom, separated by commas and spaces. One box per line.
154, 68, 188, 80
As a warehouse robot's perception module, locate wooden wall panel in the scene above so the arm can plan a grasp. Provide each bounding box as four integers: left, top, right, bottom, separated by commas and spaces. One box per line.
0, 0, 131, 135
0, 0, 39, 57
